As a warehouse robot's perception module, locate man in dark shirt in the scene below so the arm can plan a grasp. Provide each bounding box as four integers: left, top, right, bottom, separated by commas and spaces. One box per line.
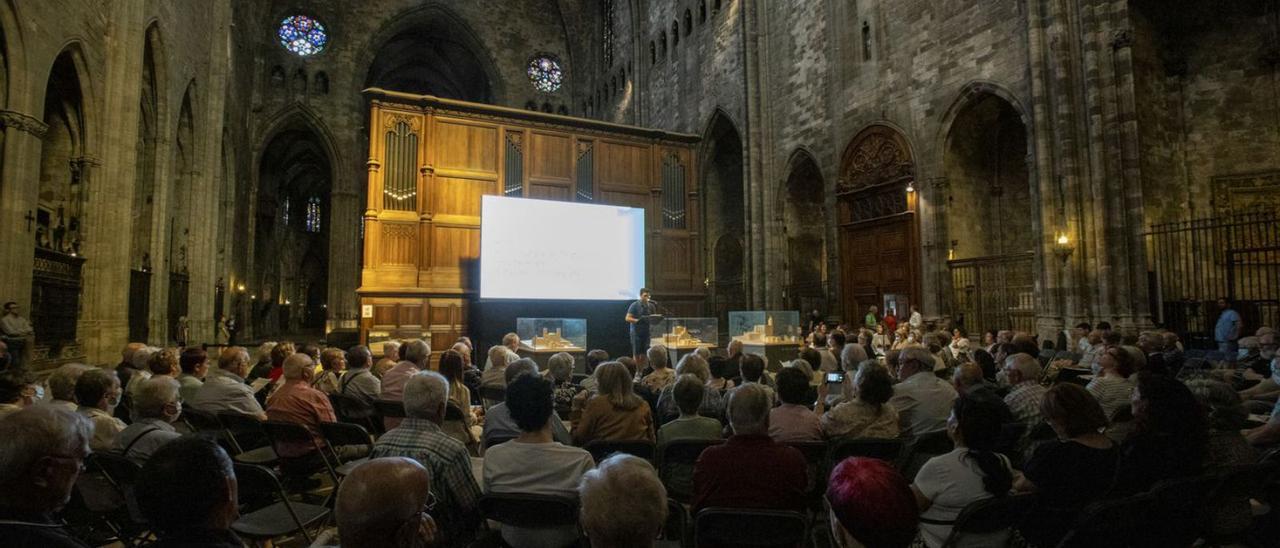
624, 288, 657, 361
0, 406, 94, 548
692, 383, 808, 514
137, 437, 244, 548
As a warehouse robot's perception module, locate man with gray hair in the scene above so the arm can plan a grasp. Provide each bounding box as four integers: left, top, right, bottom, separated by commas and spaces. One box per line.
691, 383, 808, 514
373, 340, 400, 379
484, 358, 572, 446
370, 371, 481, 544
339, 345, 381, 409
189, 346, 266, 420
0, 406, 93, 547
1002, 353, 1048, 428
382, 339, 431, 401
114, 376, 184, 464
481, 344, 520, 389
76, 368, 127, 451
44, 363, 91, 412
579, 454, 669, 548
889, 346, 958, 436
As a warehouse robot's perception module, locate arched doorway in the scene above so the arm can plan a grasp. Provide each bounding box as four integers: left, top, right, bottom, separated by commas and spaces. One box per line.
33, 49, 89, 351
129, 28, 163, 343
836, 125, 918, 326
254, 127, 332, 339
701, 111, 745, 330
942, 91, 1034, 334
164, 87, 196, 344
781, 150, 828, 314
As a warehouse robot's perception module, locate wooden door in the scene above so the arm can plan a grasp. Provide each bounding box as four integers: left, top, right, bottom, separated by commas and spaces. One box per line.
841, 213, 916, 325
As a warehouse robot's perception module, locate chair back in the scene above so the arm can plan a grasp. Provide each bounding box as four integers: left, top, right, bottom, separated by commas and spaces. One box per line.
657, 439, 724, 501
1205, 462, 1279, 537
583, 439, 656, 464
1108, 404, 1133, 424
1058, 492, 1155, 547
317, 421, 374, 451
181, 407, 223, 432
84, 452, 148, 529
827, 437, 905, 468
694, 507, 807, 547
784, 441, 829, 504
478, 493, 579, 529
940, 493, 1036, 548
484, 433, 517, 450
216, 411, 270, 454
328, 392, 375, 420
373, 398, 406, 418
901, 430, 953, 477
445, 400, 466, 421
261, 420, 336, 481
995, 422, 1027, 461
1053, 351, 1076, 363
480, 385, 507, 406
232, 463, 324, 542
1186, 349, 1207, 360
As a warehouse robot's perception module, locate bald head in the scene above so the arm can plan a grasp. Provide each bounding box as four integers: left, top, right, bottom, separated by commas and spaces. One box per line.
336, 457, 432, 548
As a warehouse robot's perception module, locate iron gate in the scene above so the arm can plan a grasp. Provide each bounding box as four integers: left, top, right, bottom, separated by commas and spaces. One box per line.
948, 252, 1036, 335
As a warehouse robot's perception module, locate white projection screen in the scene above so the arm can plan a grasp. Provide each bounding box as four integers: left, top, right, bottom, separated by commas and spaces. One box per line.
480, 195, 646, 300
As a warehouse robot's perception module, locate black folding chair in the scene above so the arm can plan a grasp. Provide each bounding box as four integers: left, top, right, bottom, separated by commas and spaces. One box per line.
260, 420, 338, 488
480, 385, 507, 408
826, 437, 906, 469
484, 433, 518, 450
478, 493, 581, 546
583, 439, 656, 464
694, 507, 808, 547
215, 411, 278, 466
373, 398, 406, 418
85, 452, 150, 546
316, 421, 374, 479
231, 463, 330, 545
940, 493, 1037, 548
328, 392, 379, 433
784, 441, 829, 507
661, 498, 691, 548
656, 439, 724, 502
901, 430, 954, 478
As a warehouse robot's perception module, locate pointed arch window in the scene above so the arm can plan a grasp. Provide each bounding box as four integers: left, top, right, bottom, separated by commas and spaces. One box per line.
305, 196, 321, 233
602, 0, 615, 67
281, 196, 291, 226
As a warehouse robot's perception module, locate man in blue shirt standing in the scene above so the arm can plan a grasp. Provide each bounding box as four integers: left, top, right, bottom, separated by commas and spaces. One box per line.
1215, 298, 1242, 353
625, 288, 656, 362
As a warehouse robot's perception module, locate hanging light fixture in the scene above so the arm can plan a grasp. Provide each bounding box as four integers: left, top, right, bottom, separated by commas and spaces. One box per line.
905, 180, 915, 193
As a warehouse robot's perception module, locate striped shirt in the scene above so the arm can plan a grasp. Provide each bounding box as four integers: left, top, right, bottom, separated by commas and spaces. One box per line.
1086, 374, 1134, 420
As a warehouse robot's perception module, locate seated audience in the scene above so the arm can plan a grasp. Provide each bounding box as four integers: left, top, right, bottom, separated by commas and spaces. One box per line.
769, 366, 822, 442
818, 361, 900, 439
338, 345, 382, 410
734, 354, 777, 405
246, 341, 277, 381
724, 339, 745, 382
484, 332, 521, 371
578, 454, 668, 548
1002, 353, 1047, 428
44, 363, 90, 412
658, 374, 724, 445
76, 368, 127, 451
692, 383, 808, 514
1085, 345, 1135, 420
266, 353, 359, 459
136, 437, 241, 548
265, 341, 294, 383
827, 457, 919, 548
334, 457, 439, 548
484, 359, 573, 447
1112, 372, 1208, 495
312, 347, 345, 395
122, 346, 157, 402
951, 362, 1013, 423
912, 395, 1014, 548
971, 349, 998, 384
189, 346, 267, 420
655, 354, 724, 423
481, 345, 519, 391
370, 370, 481, 543
890, 347, 958, 436
176, 347, 208, 403
439, 349, 480, 447
484, 374, 596, 548
1187, 378, 1258, 537
642, 344, 676, 392
114, 376, 184, 464
575, 361, 655, 445
0, 370, 36, 420
1015, 383, 1117, 547
546, 351, 578, 419
382, 339, 430, 401
114, 342, 147, 393
0, 406, 93, 547
373, 341, 400, 379
581, 349, 609, 393
828, 331, 847, 369
706, 355, 735, 394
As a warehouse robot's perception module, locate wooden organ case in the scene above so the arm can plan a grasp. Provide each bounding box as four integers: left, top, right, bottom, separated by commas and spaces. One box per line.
358, 89, 704, 356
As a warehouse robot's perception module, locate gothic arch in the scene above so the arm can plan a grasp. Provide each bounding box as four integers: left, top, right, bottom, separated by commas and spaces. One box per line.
356, 3, 505, 102
780, 147, 828, 314
699, 108, 746, 322
937, 80, 1031, 153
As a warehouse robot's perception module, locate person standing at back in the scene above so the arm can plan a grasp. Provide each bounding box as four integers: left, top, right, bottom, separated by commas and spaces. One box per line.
1215, 297, 1243, 354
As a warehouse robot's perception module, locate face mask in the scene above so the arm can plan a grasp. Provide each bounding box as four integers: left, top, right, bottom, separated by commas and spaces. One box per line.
106, 393, 121, 409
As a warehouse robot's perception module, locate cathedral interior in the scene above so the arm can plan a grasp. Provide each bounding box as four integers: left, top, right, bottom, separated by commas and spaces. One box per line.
1, 0, 1279, 368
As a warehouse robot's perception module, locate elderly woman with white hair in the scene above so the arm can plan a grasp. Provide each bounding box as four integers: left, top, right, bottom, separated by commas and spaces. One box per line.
579, 454, 669, 548
654, 353, 725, 424
114, 376, 183, 464
545, 352, 579, 419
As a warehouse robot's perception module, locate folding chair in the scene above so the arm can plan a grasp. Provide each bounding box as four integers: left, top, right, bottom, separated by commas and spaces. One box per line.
215, 411, 278, 466
826, 437, 905, 469
480, 385, 507, 408
316, 421, 375, 479
660, 498, 691, 547
478, 493, 582, 546
328, 392, 379, 433
694, 507, 808, 547
373, 398, 406, 418
784, 441, 829, 507
85, 452, 150, 546
583, 438, 656, 464
901, 430, 954, 478
656, 439, 724, 502
940, 493, 1037, 548
231, 463, 330, 545
260, 420, 339, 489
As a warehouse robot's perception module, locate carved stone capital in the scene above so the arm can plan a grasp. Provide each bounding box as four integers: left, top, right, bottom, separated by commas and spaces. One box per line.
0, 110, 49, 137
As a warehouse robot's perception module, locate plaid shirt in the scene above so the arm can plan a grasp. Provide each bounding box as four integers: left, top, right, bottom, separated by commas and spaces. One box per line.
371, 417, 481, 540
1004, 381, 1048, 427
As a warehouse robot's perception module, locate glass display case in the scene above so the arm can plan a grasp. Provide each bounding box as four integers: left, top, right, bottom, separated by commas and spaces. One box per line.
651, 317, 719, 350
728, 311, 803, 345
516, 317, 587, 352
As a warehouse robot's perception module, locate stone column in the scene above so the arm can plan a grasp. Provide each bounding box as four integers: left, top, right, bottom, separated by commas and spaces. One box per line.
0, 112, 49, 312
328, 187, 361, 337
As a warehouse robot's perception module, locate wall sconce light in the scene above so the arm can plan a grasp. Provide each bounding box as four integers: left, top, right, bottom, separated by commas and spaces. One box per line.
905, 181, 916, 193
237, 283, 246, 292
1053, 232, 1075, 260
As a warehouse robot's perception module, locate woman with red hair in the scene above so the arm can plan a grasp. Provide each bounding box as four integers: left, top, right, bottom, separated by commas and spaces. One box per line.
826, 457, 918, 548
